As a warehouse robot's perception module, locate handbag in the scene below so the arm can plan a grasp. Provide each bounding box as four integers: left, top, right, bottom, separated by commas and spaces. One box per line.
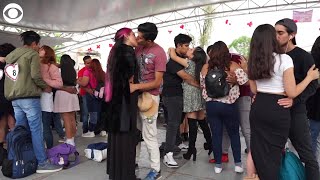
84, 142, 108, 162
47, 143, 80, 169
279, 149, 306, 180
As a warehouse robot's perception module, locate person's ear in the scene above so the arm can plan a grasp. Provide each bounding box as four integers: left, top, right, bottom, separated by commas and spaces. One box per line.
289, 35, 293, 40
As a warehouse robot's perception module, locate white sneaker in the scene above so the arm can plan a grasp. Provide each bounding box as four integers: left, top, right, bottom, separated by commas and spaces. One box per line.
214, 167, 222, 174
235, 165, 244, 173
178, 143, 189, 152
163, 152, 179, 168
58, 137, 66, 143
100, 131, 107, 137
82, 131, 95, 138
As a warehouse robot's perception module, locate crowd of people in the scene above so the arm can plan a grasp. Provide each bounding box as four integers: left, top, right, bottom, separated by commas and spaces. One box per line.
0, 18, 320, 180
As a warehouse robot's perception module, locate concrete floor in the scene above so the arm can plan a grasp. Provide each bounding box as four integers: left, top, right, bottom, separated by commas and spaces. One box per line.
0, 116, 249, 180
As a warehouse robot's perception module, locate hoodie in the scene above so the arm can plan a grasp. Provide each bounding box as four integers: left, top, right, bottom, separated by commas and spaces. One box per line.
4, 47, 47, 101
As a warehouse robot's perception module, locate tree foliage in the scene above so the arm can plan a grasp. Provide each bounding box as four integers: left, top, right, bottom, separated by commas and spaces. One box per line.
229, 36, 251, 57
187, 5, 213, 48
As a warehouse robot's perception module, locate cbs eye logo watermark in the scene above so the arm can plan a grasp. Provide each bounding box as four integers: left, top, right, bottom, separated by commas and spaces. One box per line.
3, 3, 23, 24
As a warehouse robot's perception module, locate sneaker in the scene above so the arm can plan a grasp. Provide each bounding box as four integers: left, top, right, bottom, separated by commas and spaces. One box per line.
235, 165, 244, 173
36, 160, 63, 173
209, 153, 229, 163
143, 169, 162, 180
58, 137, 66, 143
214, 167, 222, 174
178, 143, 188, 152
100, 131, 107, 137
82, 131, 95, 138
163, 152, 179, 168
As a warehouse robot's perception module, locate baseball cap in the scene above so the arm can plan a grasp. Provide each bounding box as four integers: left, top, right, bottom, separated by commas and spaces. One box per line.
275, 18, 297, 45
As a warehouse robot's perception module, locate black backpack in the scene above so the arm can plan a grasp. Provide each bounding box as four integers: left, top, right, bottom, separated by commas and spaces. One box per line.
2, 126, 37, 178
205, 67, 230, 98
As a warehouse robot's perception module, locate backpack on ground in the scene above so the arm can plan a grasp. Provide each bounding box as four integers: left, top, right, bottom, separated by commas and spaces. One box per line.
1, 125, 38, 179
0, 146, 7, 166
47, 143, 79, 169
205, 67, 230, 98
84, 142, 108, 162
279, 149, 306, 180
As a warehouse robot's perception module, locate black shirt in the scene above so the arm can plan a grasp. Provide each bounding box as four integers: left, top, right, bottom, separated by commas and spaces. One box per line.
0, 61, 13, 113
162, 59, 184, 97
287, 47, 318, 112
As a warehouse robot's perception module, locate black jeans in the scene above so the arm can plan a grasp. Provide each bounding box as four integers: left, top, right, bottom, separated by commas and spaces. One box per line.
162, 96, 183, 153
289, 108, 320, 180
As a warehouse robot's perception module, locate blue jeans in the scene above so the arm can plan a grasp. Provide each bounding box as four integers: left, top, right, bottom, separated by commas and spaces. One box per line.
206, 101, 241, 166
42, 112, 65, 149
88, 112, 98, 132
309, 119, 320, 155
81, 96, 89, 133
53, 113, 65, 138
42, 111, 54, 149
12, 98, 47, 165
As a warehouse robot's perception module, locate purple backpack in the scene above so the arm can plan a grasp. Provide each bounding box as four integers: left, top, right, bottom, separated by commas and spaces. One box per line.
47, 143, 79, 169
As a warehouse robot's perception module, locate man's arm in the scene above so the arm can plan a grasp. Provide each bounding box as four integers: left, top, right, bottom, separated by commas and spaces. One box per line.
131, 72, 164, 92
30, 54, 47, 89
177, 70, 199, 88
293, 54, 318, 105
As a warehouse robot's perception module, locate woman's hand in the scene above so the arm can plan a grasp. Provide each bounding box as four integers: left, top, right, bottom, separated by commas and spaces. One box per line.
239, 56, 248, 71
130, 83, 138, 93
307, 64, 319, 81
63, 86, 78, 94
168, 47, 177, 58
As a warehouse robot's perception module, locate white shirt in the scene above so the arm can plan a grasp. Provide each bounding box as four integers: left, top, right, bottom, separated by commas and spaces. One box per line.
256, 53, 294, 94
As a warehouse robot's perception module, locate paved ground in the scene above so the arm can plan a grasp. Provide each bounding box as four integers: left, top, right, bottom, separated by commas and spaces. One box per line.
0, 115, 249, 180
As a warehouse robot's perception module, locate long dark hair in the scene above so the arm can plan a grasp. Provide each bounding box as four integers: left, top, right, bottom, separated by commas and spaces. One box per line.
248, 24, 282, 80
90, 59, 105, 83
311, 36, 320, 69
208, 41, 231, 71
192, 47, 206, 82
60, 54, 76, 86
107, 28, 132, 83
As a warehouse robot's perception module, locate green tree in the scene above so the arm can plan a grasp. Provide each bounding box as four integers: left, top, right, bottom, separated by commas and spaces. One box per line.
53, 45, 64, 63
229, 36, 251, 57
187, 5, 213, 48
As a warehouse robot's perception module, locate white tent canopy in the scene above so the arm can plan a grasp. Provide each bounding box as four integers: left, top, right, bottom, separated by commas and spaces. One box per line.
0, 0, 319, 48
0, 0, 226, 32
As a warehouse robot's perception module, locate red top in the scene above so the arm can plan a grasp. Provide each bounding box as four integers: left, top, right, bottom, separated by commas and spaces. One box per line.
230, 53, 251, 97
78, 67, 87, 96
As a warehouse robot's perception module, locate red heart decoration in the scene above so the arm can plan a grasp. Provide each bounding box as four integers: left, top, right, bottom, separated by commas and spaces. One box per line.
109, 44, 113, 47
88, 48, 92, 52
225, 20, 229, 24
149, 0, 155, 4
180, 25, 184, 29
247, 21, 253, 27
96, 45, 100, 49
294, 19, 298, 23
168, 30, 172, 34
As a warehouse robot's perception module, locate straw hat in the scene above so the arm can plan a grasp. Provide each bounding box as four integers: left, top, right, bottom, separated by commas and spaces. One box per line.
138, 92, 158, 117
